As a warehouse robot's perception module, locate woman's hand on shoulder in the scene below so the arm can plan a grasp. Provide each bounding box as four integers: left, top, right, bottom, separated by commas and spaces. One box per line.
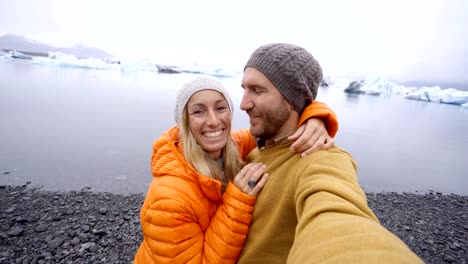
232, 163, 269, 197
288, 118, 334, 157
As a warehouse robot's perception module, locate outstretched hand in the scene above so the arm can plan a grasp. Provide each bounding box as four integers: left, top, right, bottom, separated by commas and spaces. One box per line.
232, 163, 269, 197
288, 118, 334, 157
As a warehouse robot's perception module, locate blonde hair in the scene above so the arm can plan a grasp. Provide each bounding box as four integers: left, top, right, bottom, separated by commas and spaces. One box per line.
180, 108, 243, 192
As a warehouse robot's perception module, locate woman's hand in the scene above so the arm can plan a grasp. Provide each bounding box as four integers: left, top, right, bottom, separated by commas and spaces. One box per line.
232, 163, 269, 196
288, 118, 334, 157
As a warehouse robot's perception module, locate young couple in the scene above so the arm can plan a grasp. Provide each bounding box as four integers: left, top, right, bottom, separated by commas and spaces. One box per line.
134, 43, 422, 263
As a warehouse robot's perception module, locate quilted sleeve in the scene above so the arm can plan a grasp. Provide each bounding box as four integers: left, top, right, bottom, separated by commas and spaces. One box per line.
203, 183, 256, 263
138, 178, 255, 264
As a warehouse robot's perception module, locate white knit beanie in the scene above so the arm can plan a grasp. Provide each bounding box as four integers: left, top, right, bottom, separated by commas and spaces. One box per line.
174, 75, 234, 126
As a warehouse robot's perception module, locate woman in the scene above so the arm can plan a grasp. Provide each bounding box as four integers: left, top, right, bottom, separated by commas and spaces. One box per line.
134, 75, 338, 263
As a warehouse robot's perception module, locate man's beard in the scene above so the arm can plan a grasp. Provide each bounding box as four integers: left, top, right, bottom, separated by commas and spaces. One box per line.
249, 99, 291, 140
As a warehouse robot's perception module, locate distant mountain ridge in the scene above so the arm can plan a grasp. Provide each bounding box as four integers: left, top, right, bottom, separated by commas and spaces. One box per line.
0, 34, 113, 59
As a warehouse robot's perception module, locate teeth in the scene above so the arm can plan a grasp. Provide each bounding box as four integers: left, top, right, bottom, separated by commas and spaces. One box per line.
204, 130, 222, 137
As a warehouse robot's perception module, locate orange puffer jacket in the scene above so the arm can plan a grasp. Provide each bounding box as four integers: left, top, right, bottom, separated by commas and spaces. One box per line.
134, 126, 257, 264
134, 101, 338, 263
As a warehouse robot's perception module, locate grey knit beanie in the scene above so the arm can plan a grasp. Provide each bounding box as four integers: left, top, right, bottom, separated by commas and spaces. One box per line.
174, 75, 234, 126
245, 43, 323, 114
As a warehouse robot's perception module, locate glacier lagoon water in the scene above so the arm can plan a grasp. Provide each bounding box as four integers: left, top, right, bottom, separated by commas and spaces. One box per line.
0, 60, 467, 195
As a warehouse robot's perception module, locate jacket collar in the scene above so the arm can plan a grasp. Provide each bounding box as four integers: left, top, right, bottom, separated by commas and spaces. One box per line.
153, 126, 223, 202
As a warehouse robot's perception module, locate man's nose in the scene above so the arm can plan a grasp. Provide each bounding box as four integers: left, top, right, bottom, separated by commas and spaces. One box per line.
240, 92, 253, 111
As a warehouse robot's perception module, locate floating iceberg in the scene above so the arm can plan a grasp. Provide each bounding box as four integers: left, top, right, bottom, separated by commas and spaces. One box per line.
0, 50, 32, 60
11, 51, 32, 60
0, 53, 11, 60
118, 59, 159, 72
32, 52, 116, 70
337, 75, 468, 107
153, 62, 239, 78
404, 87, 468, 105
28, 52, 239, 77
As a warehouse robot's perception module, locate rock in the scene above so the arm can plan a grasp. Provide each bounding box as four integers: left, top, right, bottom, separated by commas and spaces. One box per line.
5, 206, 15, 214
70, 237, 80, 245
80, 225, 90, 233
89, 242, 98, 252
123, 215, 132, 220
62, 209, 74, 215
52, 214, 62, 221
40, 251, 51, 258
47, 238, 64, 250
6, 226, 24, 236
30, 255, 41, 264
443, 254, 456, 262
109, 253, 120, 262
78, 233, 88, 241
35, 224, 47, 232
92, 229, 107, 236
14, 216, 29, 223
79, 242, 91, 254
80, 186, 91, 192
449, 242, 462, 250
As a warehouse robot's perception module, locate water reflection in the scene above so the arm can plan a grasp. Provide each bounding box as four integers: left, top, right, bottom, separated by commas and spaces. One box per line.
345, 94, 361, 104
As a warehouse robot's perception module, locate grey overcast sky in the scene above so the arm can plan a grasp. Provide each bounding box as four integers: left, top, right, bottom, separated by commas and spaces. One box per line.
1, 0, 467, 84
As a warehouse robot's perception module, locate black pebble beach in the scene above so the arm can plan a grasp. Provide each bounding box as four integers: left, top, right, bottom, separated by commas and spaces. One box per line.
1, 185, 467, 263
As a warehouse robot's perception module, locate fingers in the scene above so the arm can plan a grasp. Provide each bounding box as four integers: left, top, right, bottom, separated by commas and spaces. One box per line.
300, 136, 335, 157
300, 135, 325, 157
233, 163, 268, 196
244, 164, 268, 196
289, 122, 318, 152
287, 125, 304, 142
293, 131, 320, 153
290, 118, 336, 157
250, 172, 269, 196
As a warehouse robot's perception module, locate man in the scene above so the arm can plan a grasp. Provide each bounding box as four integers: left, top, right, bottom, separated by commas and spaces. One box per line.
237, 43, 422, 263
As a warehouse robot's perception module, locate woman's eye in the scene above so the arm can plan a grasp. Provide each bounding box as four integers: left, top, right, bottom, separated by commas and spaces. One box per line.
192, 110, 204, 115
217, 106, 228, 111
